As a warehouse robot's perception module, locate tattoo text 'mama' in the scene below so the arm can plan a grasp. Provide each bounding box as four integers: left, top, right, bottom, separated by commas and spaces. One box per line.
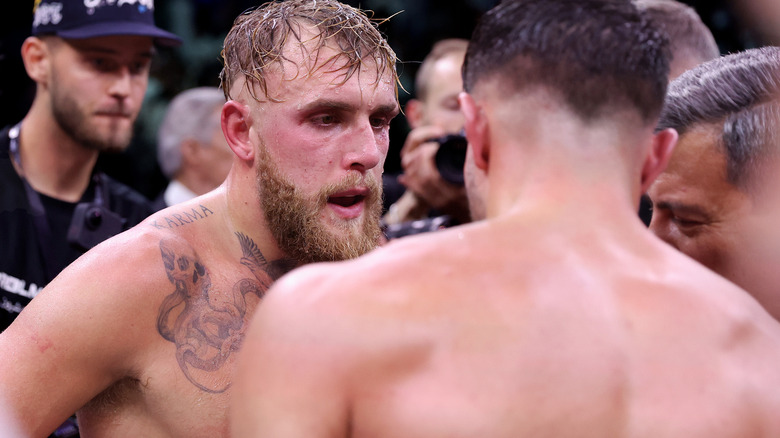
151, 205, 215, 229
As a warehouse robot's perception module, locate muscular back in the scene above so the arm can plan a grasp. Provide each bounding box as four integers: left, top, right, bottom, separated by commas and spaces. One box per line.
235, 212, 780, 438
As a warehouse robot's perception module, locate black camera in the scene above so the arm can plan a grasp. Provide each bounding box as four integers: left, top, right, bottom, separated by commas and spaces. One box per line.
66, 175, 126, 250
433, 133, 468, 185
67, 202, 126, 250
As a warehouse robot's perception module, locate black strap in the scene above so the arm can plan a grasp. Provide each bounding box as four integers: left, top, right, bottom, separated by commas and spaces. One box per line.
8, 123, 106, 282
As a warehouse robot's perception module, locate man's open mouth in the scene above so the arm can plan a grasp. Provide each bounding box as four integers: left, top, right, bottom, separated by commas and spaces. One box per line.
328, 194, 365, 208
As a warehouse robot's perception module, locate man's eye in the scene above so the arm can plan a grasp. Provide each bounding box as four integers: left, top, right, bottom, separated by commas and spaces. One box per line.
671, 215, 702, 229
370, 117, 389, 129
91, 57, 123, 72
130, 60, 150, 75
313, 114, 337, 125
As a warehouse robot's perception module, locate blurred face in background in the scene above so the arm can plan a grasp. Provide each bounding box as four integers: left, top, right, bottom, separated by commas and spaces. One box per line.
408, 51, 466, 133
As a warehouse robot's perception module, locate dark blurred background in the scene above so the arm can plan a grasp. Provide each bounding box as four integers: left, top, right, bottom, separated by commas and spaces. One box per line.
0, 0, 770, 200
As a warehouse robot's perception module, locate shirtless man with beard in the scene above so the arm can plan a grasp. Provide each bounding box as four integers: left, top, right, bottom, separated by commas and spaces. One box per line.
0, 0, 399, 436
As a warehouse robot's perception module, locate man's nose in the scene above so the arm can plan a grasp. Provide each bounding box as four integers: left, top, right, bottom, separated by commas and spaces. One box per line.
107, 66, 133, 99
343, 121, 384, 172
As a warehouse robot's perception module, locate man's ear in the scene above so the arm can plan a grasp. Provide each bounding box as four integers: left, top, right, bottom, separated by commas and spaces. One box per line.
459, 91, 489, 172
404, 99, 424, 130
21, 37, 51, 85
221, 100, 254, 163
640, 127, 678, 193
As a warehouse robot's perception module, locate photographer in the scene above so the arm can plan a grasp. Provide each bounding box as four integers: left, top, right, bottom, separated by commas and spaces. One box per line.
383, 39, 471, 236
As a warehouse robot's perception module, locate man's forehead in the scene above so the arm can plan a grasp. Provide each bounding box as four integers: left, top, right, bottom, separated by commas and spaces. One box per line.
62, 35, 155, 55
265, 44, 396, 102
651, 122, 744, 211
666, 123, 724, 173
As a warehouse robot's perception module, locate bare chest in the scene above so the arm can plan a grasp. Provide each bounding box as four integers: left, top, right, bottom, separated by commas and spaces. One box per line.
77, 372, 232, 437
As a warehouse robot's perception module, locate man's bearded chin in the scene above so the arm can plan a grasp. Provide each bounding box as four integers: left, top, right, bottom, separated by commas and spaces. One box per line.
257, 150, 383, 264
50, 76, 133, 153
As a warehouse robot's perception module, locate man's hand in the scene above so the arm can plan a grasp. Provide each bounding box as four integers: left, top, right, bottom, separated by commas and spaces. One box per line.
398, 126, 469, 222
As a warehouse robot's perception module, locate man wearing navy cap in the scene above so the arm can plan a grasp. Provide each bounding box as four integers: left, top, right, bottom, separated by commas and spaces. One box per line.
0, 0, 181, 334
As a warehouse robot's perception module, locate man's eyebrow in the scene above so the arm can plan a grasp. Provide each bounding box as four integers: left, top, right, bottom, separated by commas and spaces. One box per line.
299, 99, 399, 116
654, 200, 709, 217
375, 103, 401, 117
300, 100, 354, 113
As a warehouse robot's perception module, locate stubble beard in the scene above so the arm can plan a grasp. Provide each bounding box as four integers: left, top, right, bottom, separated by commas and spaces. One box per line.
49, 71, 134, 153
256, 144, 383, 265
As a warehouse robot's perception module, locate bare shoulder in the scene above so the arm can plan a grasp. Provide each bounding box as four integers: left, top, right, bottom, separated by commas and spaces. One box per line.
264, 228, 456, 308
6, 194, 229, 351
253, 227, 473, 356
628, 242, 780, 336
0, 194, 238, 436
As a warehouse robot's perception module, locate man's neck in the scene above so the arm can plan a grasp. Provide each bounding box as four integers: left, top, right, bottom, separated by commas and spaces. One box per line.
17, 106, 99, 202
222, 172, 289, 264
485, 143, 642, 223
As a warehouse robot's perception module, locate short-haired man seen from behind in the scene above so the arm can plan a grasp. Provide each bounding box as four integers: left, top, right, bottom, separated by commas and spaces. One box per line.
154, 86, 231, 210
0, 0, 398, 436
383, 39, 470, 229
231, 1, 780, 436
0, 0, 181, 330
648, 47, 780, 322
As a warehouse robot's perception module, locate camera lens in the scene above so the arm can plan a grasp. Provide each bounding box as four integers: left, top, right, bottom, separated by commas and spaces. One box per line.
85, 207, 104, 230
433, 134, 468, 185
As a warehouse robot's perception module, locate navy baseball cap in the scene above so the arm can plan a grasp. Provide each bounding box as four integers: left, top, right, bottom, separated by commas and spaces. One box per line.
32, 0, 182, 47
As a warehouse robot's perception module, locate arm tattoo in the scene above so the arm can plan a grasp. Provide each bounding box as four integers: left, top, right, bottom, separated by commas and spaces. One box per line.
156, 234, 296, 393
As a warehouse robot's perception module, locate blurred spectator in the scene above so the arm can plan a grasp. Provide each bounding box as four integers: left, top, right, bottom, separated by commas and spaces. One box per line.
383, 39, 471, 237
154, 87, 230, 210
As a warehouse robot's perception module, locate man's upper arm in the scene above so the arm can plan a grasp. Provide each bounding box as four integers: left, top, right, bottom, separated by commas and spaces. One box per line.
0, 233, 157, 436
231, 272, 352, 438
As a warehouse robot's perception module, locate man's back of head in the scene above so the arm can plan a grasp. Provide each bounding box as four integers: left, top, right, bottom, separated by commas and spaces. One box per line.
462, 0, 670, 125
459, 0, 675, 221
